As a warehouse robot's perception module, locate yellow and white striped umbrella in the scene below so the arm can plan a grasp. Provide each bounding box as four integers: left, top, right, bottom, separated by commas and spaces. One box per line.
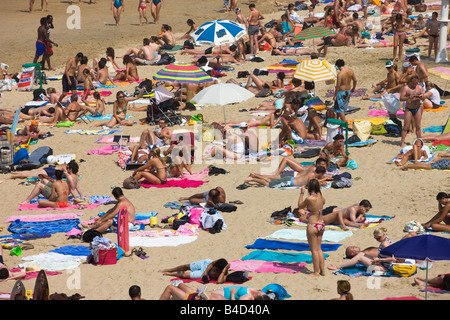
293, 59, 336, 82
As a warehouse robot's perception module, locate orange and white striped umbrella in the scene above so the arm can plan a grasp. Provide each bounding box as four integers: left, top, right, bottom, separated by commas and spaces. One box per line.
293, 59, 336, 82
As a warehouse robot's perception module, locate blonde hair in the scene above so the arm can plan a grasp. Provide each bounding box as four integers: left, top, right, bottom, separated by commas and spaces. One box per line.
373, 227, 388, 238
337, 280, 353, 300
151, 147, 165, 165
47, 87, 56, 94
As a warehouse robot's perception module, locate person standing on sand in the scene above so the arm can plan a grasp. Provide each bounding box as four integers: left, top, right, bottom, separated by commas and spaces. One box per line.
247, 3, 264, 57
399, 75, 424, 148
58, 52, 83, 105
151, 0, 163, 24
111, 0, 124, 26
333, 59, 357, 121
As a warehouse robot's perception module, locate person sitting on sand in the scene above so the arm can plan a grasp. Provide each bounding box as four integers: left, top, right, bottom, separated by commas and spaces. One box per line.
14, 120, 47, 144
138, 119, 172, 147
113, 55, 140, 82
81, 91, 106, 117
393, 138, 429, 166
41, 94, 83, 125
156, 24, 176, 50
96, 90, 144, 127
82, 187, 136, 233
129, 285, 145, 300
37, 169, 70, 208
159, 258, 230, 284
132, 146, 168, 185
422, 192, 450, 233
95, 58, 115, 86
323, 134, 351, 168
328, 228, 396, 272
179, 187, 226, 208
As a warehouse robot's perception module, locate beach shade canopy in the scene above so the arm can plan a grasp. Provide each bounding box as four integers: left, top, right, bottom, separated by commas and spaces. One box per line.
380, 234, 450, 300
190, 19, 247, 46
294, 59, 336, 82
291, 26, 336, 42
153, 63, 213, 84
191, 83, 255, 106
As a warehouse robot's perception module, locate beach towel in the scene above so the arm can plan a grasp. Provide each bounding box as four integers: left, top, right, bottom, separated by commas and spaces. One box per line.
333, 264, 417, 278
229, 260, 307, 273
95, 136, 140, 143
128, 224, 199, 247
266, 229, 354, 242
8, 268, 62, 280
241, 250, 329, 263
17, 195, 114, 211
423, 125, 445, 133
140, 179, 208, 188
81, 114, 134, 121
348, 139, 378, 147
169, 276, 253, 285
65, 129, 122, 135
49, 245, 91, 257
368, 109, 404, 116
419, 287, 450, 294
87, 145, 120, 155
5, 212, 85, 223
244, 238, 342, 252
8, 219, 81, 235
18, 252, 85, 271
290, 214, 394, 231
325, 88, 367, 98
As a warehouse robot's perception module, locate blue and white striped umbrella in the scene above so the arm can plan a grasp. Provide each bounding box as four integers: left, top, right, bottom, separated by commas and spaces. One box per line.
190, 19, 247, 46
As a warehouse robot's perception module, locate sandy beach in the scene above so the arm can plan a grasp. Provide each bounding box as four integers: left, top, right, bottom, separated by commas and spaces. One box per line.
0, 0, 449, 302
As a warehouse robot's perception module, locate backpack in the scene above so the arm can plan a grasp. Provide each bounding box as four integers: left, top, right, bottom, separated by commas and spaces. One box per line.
384, 124, 401, 135
33, 88, 47, 101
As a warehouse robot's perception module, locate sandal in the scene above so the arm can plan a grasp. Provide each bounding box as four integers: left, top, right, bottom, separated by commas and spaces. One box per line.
236, 183, 250, 190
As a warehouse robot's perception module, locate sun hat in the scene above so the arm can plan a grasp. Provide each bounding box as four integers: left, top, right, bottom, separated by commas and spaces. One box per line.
402, 62, 412, 70
385, 60, 394, 68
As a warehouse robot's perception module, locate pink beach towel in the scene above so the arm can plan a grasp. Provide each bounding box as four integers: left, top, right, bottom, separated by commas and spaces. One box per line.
140, 179, 208, 188
17, 202, 102, 211
95, 136, 140, 143
87, 145, 120, 155
168, 168, 209, 181
9, 268, 62, 280
5, 212, 85, 223
229, 260, 307, 273
170, 277, 253, 285
368, 109, 404, 117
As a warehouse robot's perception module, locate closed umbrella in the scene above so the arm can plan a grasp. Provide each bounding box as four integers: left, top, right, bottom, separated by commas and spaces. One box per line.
153, 63, 213, 84
191, 83, 255, 123
380, 234, 450, 300
190, 19, 247, 46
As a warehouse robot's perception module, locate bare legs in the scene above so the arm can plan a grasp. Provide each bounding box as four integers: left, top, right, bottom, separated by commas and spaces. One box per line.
307, 224, 325, 276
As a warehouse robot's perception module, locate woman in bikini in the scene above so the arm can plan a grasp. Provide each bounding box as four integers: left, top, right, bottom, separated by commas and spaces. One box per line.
96, 90, 144, 127
222, 109, 282, 129
306, 108, 323, 140
132, 147, 168, 185
392, 13, 412, 62
151, 0, 163, 24
138, 0, 149, 26
111, 0, 124, 26
298, 179, 326, 276
165, 156, 193, 179
113, 55, 139, 82
37, 169, 70, 208
244, 72, 286, 95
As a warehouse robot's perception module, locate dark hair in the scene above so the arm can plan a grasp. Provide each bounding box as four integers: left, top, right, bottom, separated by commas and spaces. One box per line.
315, 166, 326, 174
112, 187, 124, 199
436, 192, 449, 200
409, 55, 418, 63
249, 3, 255, 8
83, 68, 90, 75
68, 160, 79, 174
71, 94, 78, 101
98, 59, 106, 70
129, 285, 141, 299
187, 19, 194, 25
307, 179, 321, 194
230, 44, 237, 52
48, 107, 55, 114
40, 17, 47, 25
292, 78, 302, 86
116, 91, 125, 99
353, 12, 358, 19
333, 133, 345, 141
81, 56, 88, 65
0, 268, 9, 280
123, 55, 133, 65
410, 75, 419, 82
55, 169, 64, 180
106, 47, 115, 58
316, 158, 326, 165
93, 91, 101, 100
359, 199, 372, 208
277, 72, 286, 80
76, 52, 84, 59
213, 258, 228, 271
335, 59, 345, 68
209, 188, 220, 198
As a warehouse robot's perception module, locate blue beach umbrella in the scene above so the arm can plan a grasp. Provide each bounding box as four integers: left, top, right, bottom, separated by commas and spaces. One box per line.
380, 234, 450, 300
190, 19, 247, 46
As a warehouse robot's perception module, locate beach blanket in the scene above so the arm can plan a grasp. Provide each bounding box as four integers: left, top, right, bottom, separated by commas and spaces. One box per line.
95, 136, 140, 143
49, 245, 91, 257
18, 252, 86, 271
266, 229, 354, 242
65, 129, 122, 135
369, 109, 404, 116
87, 145, 121, 155
5, 212, 85, 223
241, 250, 329, 263
128, 223, 198, 247
229, 260, 307, 273
82, 211, 157, 228
8, 219, 81, 235
170, 277, 253, 285
17, 195, 114, 211
423, 125, 445, 133
167, 168, 209, 181
81, 114, 134, 121
333, 264, 417, 278
267, 62, 298, 73
245, 238, 342, 251
420, 287, 450, 294
140, 178, 208, 188
348, 139, 378, 147
8, 268, 62, 280
325, 88, 368, 98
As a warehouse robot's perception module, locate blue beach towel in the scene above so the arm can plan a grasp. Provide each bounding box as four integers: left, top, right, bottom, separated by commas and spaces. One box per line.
241, 250, 329, 263
333, 264, 416, 278
8, 219, 81, 235
245, 238, 341, 252
49, 245, 91, 257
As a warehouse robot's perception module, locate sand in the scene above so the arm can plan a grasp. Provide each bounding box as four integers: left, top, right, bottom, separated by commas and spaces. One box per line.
0, 0, 449, 301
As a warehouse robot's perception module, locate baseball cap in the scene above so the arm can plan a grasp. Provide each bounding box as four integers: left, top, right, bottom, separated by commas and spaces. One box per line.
385, 60, 394, 68
239, 122, 248, 128
235, 7, 241, 12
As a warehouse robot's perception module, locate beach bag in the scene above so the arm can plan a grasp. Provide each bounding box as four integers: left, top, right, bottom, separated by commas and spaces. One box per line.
382, 93, 401, 115
189, 207, 204, 227
123, 176, 140, 189
392, 264, 417, 277
138, 78, 153, 93
117, 150, 131, 169
371, 124, 388, 135
226, 271, 250, 284
157, 53, 174, 65
33, 88, 47, 101
353, 121, 372, 141
403, 220, 425, 233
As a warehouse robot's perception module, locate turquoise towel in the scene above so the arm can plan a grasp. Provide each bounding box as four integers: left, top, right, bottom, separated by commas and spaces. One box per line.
242, 250, 329, 263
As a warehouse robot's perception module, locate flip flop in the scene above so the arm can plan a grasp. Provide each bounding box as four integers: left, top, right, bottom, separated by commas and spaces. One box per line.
236, 184, 250, 190
229, 200, 244, 204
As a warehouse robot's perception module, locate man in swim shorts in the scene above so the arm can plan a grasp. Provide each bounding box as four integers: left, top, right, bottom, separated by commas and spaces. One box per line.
247, 3, 264, 56
59, 52, 84, 105
159, 258, 230, 283
401, 152, 450, 171
333, 59, 357, 121
34, 17, 55, 65
399, 75, 424, 148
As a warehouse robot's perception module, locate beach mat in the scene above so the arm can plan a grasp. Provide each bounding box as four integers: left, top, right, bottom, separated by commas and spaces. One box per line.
241, 250, 329, 263
266, 229, 353, 242
245, 238, 342, 251
229, 260, 307, 273
140, 179, 208, 188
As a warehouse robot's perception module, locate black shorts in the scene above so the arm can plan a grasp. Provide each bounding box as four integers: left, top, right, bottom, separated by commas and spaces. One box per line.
205, 47, 213, 55
161, 43, 174, 50
324, 36, 333, 46
62, 74, 77, 93
43, 165, 56, 178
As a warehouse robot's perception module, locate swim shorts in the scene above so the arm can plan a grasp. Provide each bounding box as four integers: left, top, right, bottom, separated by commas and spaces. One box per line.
280, 170, 296, 178
42, 181, 57, 201
62, 74, 77, 93
189, 259, 213, 279
334, 90, 351, 114
248, 25, 260, 36
44, 41, 53, 55
430, 159, 450, 170
291, 131, 304, 144
324, 36, 333, 46
204, 47, 214, 55
269, 176, 294, 188
35, 41, 46, 57
57, 201, 70, 208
